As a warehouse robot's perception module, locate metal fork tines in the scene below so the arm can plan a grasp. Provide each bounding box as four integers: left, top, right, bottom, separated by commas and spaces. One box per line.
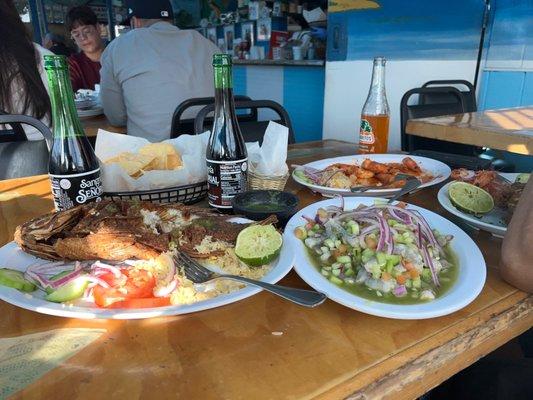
172, 252, 327, 308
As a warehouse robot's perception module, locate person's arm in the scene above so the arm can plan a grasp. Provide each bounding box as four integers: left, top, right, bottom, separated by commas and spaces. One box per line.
99, 47, 127, 127
67, 55, 83, 92
500, 177, 533, 293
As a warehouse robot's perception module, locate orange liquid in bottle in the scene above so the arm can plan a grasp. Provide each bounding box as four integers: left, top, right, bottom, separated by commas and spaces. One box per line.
358, 114, 390, 154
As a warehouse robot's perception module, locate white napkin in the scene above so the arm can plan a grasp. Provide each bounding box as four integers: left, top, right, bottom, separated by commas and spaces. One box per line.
247, 121, 289, 176
95, 130, 209, 192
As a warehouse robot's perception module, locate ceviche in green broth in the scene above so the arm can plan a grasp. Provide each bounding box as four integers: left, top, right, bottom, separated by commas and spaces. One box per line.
294, 200, 458, 304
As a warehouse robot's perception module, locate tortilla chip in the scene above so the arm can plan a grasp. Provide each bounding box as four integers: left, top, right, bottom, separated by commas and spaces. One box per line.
139, 143, 183, 170
104, 152, 156, 178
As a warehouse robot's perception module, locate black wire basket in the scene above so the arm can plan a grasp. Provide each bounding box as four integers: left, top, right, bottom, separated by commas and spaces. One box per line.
104, 181, 208, 204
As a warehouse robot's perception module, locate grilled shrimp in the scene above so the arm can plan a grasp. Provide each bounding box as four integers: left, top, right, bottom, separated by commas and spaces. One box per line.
361, 159, 390, 174
402, 157, 421, 173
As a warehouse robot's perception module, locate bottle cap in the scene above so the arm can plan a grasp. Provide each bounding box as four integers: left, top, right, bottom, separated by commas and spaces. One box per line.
213, 54, 232, 67
44, 55, 68, 70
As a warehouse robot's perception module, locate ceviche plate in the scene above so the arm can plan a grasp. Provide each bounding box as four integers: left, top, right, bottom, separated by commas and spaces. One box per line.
437, 173, 519, 238
0, 227, 294, 320
292, 154, 451, 198
284, 197, 486, 319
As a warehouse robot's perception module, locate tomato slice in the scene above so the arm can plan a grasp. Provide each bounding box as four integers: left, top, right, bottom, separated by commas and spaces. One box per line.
106, 297, 171, 309
92, 268, 156, 308
123, 269, 155, 299
93, 285, 126, 308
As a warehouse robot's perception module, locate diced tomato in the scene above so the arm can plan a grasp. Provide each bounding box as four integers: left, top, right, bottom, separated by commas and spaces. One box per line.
92, 268, 156, 308
93, 285, 126, 307
123, 269, 155, 299
107, 297, 171, 309
409, 269, 420, 279
396, 274, 408, 285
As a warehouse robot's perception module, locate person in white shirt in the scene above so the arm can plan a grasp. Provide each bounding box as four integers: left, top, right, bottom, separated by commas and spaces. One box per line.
99, 0, 219, 142
0, 0, 52, 141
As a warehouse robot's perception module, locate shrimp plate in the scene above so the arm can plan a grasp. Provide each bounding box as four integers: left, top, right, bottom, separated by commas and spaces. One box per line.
292, 155, 451, 198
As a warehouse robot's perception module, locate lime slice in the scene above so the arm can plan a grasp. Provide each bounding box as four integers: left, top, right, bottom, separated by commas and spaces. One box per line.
516, 173, 530, 184
235, 225, 283, 266
449, 181, 494, 215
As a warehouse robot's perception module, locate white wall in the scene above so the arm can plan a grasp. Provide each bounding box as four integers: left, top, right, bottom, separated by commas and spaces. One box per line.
322, 60, 477, 151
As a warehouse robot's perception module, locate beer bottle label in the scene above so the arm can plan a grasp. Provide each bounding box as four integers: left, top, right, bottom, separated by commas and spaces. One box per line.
206, 158, 248, 209
49, 168, 103, 211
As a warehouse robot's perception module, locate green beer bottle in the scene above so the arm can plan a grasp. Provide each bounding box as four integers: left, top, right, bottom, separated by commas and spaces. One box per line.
44, 55, 103, 211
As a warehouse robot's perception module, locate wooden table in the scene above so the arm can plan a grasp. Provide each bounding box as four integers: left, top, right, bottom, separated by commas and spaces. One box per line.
0, 140, 531, 400
405, 106, 533, 155
81, 114, 126, 138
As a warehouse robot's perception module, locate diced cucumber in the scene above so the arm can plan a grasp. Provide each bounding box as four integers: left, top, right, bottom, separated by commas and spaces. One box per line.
329, 276, 343, 285
336, 255, 351, 264
371, 264, 381, 279
376, 252, 387, 266
362, 248, 375, 263
321, 269, 330, 277
405, 279, 412, 288
385, 254, 401, 265
0, 269, 36, 292
45, 277, 88, 303
412, 277, 421, 289
421, 268, 432, 282
386, 259, 395, 273
324, 239, 335, 249
387, 219, 397, 226
331, 268, 341, 277
344, 268, 355, 277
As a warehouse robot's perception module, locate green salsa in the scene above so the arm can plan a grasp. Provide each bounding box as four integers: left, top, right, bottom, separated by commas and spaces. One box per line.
244, 202, 285, 212
306, 247, 459, 305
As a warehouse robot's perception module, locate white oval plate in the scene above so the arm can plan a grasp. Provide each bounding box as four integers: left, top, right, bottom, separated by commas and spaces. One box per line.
292, 154, 451, 198
437, 173, 518, 238
0, 224, 294, 319
77, 106, 103, 118
284, 197, 486, 319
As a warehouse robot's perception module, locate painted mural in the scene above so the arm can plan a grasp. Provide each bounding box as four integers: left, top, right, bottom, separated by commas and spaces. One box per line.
327, 0, 485, 61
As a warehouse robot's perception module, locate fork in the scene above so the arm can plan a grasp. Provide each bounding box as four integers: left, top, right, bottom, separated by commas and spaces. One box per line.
350, 173, 417, 193
173, 253, 327, 308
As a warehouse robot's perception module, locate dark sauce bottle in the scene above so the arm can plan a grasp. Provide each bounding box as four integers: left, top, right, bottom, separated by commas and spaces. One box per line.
44, 55, 103, 211
206, 54, 248, 212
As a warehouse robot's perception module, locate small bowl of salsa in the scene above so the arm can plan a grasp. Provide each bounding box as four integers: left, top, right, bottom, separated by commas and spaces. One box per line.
232, 190, 299, 226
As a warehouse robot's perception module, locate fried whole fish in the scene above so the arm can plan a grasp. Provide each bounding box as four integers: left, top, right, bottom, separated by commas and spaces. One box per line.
15, 200, 275, 261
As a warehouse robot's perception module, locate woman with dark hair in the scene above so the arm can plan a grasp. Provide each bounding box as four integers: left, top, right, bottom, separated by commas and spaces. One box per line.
0, 0, 52, 140
66, 6, 105, 91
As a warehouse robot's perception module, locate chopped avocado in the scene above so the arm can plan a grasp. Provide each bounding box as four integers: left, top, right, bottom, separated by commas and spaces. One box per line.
45, 277, 88, 303
0, 269, 36, 292
516, 173, 530, 184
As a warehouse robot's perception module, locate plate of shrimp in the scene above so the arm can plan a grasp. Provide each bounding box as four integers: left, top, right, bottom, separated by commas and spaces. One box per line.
292, 154, 451, 198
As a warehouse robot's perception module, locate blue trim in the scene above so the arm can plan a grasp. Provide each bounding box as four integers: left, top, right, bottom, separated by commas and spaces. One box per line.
283, 67, 324, 142
233, 66, 247, 96
28, 0, 42, 44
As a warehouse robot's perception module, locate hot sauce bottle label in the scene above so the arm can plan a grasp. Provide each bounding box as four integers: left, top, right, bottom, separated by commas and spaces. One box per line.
207, 158, 248, 208
49, 168, 103, 211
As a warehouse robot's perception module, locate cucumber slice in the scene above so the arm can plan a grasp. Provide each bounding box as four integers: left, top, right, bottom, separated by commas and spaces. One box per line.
45, 277, 88, 303
0, 269, 36, 292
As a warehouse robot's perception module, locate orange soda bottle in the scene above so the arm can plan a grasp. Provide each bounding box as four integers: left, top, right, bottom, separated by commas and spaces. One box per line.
358, 57, 390, 154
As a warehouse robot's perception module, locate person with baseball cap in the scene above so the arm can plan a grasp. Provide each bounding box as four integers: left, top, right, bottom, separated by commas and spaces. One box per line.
99, 0, 219, 141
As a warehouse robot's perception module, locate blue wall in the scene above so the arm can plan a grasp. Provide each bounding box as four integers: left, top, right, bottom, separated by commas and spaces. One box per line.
478, 0, 533, 172
327, 0, 484, 61
233, 65, 324, 142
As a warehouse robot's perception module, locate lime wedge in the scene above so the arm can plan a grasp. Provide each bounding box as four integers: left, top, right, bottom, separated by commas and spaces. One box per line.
235, 225, 282, 266
449, 181, 494, 215
516, 173, 530, 184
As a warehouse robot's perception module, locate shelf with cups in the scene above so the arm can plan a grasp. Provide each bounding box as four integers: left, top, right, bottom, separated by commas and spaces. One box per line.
233, 59, 324, 67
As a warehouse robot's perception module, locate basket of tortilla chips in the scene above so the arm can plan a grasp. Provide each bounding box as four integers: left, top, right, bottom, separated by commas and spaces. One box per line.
97, 133, 208, 204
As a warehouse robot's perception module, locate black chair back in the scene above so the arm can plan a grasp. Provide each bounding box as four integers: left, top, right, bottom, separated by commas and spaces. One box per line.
0, 114, 53, 180
170, 95, 255, 138
400, 87, 478, 156
0, 109, 26, 143
420, 80, 477, 112
194, 100, 295, 144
